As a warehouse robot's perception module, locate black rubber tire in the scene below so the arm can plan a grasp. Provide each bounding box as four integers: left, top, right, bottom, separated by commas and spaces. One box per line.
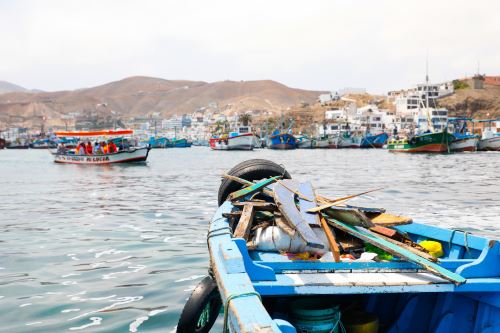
177, 275, 222, 333
217, 159, 291, 206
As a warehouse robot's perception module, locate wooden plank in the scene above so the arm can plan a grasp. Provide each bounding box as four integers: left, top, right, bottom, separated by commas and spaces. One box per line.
366, 212, 413, 226
222, 174, 274, 197
323, 206, 375, 228
228, 177, 278, 202
319, 215, 341, 262
298, 182, 321, 226
369, 230, 438, 263
233, 201, 277, 211
233, 204, 256, 240
273, 182, 325, 249
326, 218, 466, 285
369, 225, 398, 238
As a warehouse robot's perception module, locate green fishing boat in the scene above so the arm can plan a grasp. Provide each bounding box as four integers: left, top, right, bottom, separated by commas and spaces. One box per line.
387, 130, 453, 153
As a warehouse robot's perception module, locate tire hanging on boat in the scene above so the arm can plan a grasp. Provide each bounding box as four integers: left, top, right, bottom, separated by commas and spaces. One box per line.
177, 275, 222, 333
217, 159, 292, 206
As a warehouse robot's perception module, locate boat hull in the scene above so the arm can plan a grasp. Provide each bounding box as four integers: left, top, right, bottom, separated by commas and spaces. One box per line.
361, 132, 389, 148
53, 147, 150, 164
314, 137, 338, 148
337, 135, 361, 148
387, 132, 453, 153
450, 137, 478, 152
210, 134, 254, 150
478, 136, 500, 151
269, 133, 296, 150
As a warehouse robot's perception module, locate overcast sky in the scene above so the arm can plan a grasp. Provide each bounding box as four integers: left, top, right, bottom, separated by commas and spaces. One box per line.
0, 0, 498, 94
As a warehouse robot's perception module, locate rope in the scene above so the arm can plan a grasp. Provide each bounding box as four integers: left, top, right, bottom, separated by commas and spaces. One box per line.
223, 292, 262, 333
448, 229, 470, 255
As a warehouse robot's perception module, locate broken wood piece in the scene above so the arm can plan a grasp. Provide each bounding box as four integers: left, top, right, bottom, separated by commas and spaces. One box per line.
275, 179, 314, 202
222, 174, 274, 197
228, 177, 279, 202
369, 230, 438, 263
274, 181, 325, 249
322, 206, 375, 228
365, 212, 413, 226
308, 188, 384, 213
326, 218, 465, 285
233, 204, 256, 240
319, 215, 341, 262
233, 201, 277, 212
369, 225, 398, 238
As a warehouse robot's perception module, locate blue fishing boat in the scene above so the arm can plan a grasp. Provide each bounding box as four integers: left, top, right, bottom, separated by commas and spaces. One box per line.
167, 138, 192, 148
178, 160, 500, 333
360, 132, 389, 148
269, 129, 296, 150
447, 117, 479, 152
147, 136, 169, 148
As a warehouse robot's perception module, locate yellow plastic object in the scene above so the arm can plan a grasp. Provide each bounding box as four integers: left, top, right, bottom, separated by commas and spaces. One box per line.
343, 312, 379, 333
419, 240, 444, 258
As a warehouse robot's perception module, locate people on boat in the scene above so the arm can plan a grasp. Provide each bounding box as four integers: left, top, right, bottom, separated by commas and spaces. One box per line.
108, 141, 117, 153
85, 141, 93, 155
77, 143, 86, 155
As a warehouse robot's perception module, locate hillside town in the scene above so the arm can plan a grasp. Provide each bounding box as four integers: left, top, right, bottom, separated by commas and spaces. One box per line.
1, 74, 499, 151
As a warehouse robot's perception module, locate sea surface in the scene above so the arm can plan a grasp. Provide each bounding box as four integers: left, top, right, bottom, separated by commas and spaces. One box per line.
0, 148, 499, 332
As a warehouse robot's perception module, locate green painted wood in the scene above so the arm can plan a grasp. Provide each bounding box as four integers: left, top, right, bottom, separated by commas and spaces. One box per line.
327, 218, 467, 285
274, 182, 325, 249
228, 176, 278, 202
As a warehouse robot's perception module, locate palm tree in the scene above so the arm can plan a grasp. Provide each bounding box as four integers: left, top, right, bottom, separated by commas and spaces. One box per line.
239, 113, 252, 126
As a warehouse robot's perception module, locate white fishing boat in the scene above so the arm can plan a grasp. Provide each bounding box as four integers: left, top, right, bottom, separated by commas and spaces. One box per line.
52, 130, 150, 164
337, 132, 362, 148
477, 119, 500, 151
210, 125, 255, 151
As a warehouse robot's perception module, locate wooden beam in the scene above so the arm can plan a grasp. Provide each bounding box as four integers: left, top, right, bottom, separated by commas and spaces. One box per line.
326, 218, 466, 285
233, 201, 277, 211
308, 188, 384, 213
319, 215, 341, 262
233, 204, 256, 240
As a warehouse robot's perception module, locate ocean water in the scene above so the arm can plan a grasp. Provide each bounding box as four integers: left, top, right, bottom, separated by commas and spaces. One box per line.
0, 148, 499, 332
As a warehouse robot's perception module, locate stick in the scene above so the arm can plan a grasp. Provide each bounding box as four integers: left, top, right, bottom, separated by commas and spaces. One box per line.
319, 214, 341, 262
308, 188, 384, 213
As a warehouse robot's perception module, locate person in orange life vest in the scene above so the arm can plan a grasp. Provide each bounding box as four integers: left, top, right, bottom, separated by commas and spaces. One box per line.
108, 141, 117, 153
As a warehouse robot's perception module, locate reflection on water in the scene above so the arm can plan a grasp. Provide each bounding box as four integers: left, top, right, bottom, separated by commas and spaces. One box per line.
0, 148, 499, 332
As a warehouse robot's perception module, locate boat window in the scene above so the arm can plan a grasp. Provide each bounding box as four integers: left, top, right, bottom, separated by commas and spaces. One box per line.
239, 127, 249, 134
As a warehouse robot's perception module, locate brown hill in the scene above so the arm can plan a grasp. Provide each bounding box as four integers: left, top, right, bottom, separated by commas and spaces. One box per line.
0, 76, 324, 129
438, 84, 500, 119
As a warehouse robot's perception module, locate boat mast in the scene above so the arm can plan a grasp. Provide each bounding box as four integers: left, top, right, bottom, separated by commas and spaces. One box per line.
424, 56, 435, 132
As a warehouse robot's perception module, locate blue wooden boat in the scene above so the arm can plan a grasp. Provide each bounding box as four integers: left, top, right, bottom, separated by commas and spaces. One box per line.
167, 138, 192, 148
360, 132, 389, 148
147, 136, 169, 148
269, 130, 296, 150
178, 160, 499, 333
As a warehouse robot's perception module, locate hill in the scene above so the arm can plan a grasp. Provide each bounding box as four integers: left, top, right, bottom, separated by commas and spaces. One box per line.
438, 84, 500, 119
0, 76, 324, 129
0, 81, 30, 94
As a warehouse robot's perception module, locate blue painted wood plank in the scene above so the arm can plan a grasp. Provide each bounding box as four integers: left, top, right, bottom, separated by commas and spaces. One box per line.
298, 181, 320, 226
328, 218, 467, 284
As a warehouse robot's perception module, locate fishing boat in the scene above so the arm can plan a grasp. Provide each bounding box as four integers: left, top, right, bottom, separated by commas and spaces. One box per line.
269, 130, 296, 150
476, 119, 500, 151
337, 131, 362, 148
178, 159, 500, 333
360, 132, 389, 148
387, 131, 453, 153
210, 125, 255, 151
167, 138, 192, 148
313, 135, 338, 148
6, 138, 30, 149
295, 135, 314, 149
447, 117, 479, 152
30, 138, 58, 149
147, 136, 169, 148
52, 129, 150, 164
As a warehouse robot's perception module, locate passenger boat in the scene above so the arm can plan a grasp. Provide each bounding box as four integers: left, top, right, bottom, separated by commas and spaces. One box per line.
387, 131, 453, 153
178, 159, 500, 333
476, 119, 500, 151
447, 117, 479, 152
52, 130, 150, 164
269, 129, 296, 150
210, 125, 255, 150
360, 132, 389, 148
